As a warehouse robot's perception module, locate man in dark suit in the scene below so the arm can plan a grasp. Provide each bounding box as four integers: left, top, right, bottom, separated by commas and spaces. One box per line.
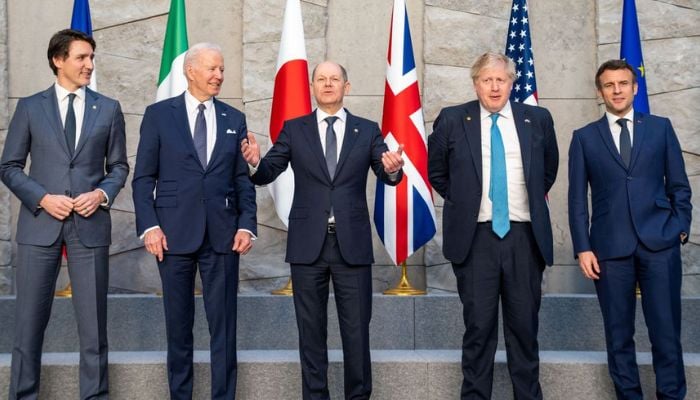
241, 61, 404, 400
568, 59, 691, 400
0, 29, 128, 399
428, 52, 558, 399
132, 43, 257, 400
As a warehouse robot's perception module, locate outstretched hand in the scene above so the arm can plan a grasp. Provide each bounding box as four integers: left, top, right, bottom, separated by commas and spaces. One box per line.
382, 144, 404, 174
241, 133, 260, 166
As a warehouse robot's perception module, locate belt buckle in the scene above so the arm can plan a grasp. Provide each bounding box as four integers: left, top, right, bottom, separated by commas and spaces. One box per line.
327, 223, 336, 234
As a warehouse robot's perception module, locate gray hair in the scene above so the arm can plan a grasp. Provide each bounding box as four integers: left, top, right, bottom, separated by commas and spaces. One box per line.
183, 42, 222, 72
470, 52, 516, 82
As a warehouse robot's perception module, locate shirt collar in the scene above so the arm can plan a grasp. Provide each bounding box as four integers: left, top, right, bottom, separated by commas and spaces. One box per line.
55, 81, 86, 101
184, 90, 214, 112
316, 108, 347, 125
479, 100, 513, 121
605, 108, 635, 126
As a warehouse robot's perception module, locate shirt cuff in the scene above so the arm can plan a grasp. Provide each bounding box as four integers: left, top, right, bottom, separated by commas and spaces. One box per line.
96, 189, 110, 207
140, 225, 160, 240
237, 228, 257, 241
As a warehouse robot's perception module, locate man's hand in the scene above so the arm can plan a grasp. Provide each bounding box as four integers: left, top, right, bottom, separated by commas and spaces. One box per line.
73, 189, 106, 218
382, 144, 405, 174
577, 251, 600, 280
232, 230, 253, 255
241, 133, 260, 166
144, 227, 168, 262
39, 194, 74, 220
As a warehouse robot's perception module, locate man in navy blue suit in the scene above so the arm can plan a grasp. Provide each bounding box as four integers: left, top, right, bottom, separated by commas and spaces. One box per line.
132, 43, 257, 400
428, 52, 558, 400
241, 61, 404, 400
568, 59, 691, 400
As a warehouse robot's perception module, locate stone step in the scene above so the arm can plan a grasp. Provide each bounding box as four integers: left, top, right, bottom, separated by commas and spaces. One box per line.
1, 294, 698, 353
0, 350, 698, 399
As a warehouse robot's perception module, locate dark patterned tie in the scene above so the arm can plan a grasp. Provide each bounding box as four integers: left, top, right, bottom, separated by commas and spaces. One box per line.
64, 93, 77, 156
617, 118, 631, 168
194, 103, 207, 168
324, 116, 338, 178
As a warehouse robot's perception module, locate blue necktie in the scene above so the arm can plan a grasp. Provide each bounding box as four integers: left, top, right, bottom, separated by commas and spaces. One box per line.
489, 113, 510, 238
194, 103, 207, 168
324, 116, 338, 178
617, 118, 632, 168
64, 93, 77, 156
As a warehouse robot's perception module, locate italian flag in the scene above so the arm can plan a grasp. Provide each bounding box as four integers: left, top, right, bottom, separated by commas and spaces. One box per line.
156, 0, 189, 101
268, 0, 311, 227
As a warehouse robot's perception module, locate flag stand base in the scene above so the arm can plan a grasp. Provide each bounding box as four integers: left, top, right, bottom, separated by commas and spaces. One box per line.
271, 277, 293, 296
384, 262, 426, 296
55, 283, 72, 298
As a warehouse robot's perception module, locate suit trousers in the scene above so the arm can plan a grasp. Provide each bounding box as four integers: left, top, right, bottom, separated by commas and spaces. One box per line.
10, 217, 109, 400
595, 242, 686, 400
452, 222, 544, 400
290, 231, 373, 400
158, 233, 239, 400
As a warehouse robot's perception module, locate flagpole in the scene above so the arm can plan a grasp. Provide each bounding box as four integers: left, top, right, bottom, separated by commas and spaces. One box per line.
383, 262, 426, 296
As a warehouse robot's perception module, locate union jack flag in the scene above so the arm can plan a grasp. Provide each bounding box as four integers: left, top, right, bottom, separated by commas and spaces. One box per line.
374, 0, 436, 266
505, 0, 538, 105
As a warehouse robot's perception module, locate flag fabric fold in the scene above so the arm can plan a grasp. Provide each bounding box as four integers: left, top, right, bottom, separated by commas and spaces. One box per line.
268, 0, 311, 227
70, 0, 96, 90
505, 0, 538, 105
374, 0, 436, 266
156, 0, 189, 102
621, 0, 650, 113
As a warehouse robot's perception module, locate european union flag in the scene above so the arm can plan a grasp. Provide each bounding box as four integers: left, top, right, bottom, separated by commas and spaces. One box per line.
70, 0, 93, 36
620, 0, 649, 113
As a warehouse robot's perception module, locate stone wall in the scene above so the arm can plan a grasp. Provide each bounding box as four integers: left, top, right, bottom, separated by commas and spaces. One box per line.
0, 0, 697, 295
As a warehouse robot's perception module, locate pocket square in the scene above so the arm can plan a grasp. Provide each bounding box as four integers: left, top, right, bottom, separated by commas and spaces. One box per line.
226, 129, 237, 134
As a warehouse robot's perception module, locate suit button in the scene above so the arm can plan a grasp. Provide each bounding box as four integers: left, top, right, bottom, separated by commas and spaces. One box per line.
626, 177, 632, 181
69, 163, 74, 169
64, 190, 70, 196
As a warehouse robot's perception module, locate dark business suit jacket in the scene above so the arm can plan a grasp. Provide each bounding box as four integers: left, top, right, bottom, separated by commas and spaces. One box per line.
132, 93, 257, 253
428, 100, 559, 265
568, 113, 691, 261
0, 85, 128, 247
250, 110, 402, 265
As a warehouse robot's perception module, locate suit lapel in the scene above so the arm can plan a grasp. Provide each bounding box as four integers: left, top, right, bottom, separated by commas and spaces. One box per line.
206, 99, 228, 171
595, 115, 627, 170
73, 88, 99, 159
334, 110, 359, 180
463, 102, 482, 185
628, 112, 645, 171
171, 94, 203, 170
301, 111, 331, 181
41, 86, 71, 157
512, 103, 532, 184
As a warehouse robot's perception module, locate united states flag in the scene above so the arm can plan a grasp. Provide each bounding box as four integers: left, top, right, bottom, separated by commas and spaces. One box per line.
505, 0, 538, 105
374, 0, 436, 266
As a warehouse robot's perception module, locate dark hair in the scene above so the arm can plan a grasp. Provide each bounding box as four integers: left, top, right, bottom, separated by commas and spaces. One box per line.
47, 29, 96, 76
595, 59, 637, 90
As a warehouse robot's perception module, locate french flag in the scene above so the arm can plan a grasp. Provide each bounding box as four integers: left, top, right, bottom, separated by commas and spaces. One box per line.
374, 0, 436, 265
268, 0, 311, 227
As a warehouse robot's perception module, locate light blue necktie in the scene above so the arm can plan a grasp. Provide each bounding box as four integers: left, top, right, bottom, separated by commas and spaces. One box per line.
489, 113, 510, 238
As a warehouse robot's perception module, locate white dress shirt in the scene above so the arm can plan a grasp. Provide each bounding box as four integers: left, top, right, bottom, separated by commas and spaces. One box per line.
55, 82, 86, 149
477, 101, 531, 222
184, 90, 217, 164
605, 108, 635, 152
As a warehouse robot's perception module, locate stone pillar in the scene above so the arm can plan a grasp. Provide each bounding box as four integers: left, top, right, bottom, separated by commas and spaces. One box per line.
0, 0, 13, 295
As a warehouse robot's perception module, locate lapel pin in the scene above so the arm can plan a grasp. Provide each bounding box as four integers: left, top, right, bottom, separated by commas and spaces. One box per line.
524, 118, 531, 123
92, 105, 97, 109
221, 112, 227, 117
466, 116, 471, 121
226, 128, 236, 134
353, 128, 359, 133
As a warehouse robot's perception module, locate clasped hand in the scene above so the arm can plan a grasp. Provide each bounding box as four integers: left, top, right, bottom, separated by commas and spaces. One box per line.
39, 190, 105, 220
